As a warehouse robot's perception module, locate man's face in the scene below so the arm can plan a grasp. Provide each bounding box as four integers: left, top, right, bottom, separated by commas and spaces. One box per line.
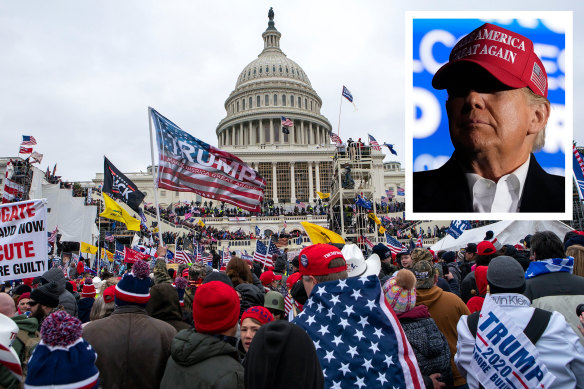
464, 251, 475, 262
445, 67, 543, 162
29, 301, 48, 323
400, 255, 412, 269
18, 298, 31, 313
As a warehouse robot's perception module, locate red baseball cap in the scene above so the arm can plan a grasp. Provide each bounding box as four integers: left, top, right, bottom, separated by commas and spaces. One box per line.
286, 272, 302, 289
477, 241, 497, 256
299, 244, 346, 276
259, 270, 282, 286
433, 23, 548, 97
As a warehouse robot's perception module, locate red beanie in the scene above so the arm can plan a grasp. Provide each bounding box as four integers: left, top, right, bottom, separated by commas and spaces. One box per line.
102, 285, 116, 304
240, 306, 274, 326
81, 282, 96, 298
68, 280, 78, 292
193, 281, 240, 334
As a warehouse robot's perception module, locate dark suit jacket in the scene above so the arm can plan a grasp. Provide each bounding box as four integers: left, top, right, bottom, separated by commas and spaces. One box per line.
413, 154, 565, 213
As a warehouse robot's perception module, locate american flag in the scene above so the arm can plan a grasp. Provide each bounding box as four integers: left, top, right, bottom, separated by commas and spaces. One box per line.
105, 232, 115, 243
150, 108, 266, 213
416, 234, 423, 248
295, 199, 306, 209
530, 62, 547, 97
175, 250, 192, 264
397, 186, 405, 196
330, 132, 343, 147
385, 234, 405, 255
342, 85, 353, 102
266, 241, 280, 268
293, 275, 424, 388
284, 293, 293, 315
195, 243, 203, 263
255, 226, 261, 238
21, 135, 37, 145
19, 146, 32, 154
368, 134, 381, 151
253, 240, 269, 265
386, 189, 394, 198
362, 236, 375, 250
47, 226, 59, 244
281, 116, 294, 127
114, 241, 124, 261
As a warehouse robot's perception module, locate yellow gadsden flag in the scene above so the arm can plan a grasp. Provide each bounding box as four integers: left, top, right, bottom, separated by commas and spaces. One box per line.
80, 242, 98, 255
300, 221, 345, 245
101, 249, 114, 262
316, 192, 330, 200
368, 212, 381, 225
379, 226, 386, 235
197, 219, 205, 228
100, 193, 141, 231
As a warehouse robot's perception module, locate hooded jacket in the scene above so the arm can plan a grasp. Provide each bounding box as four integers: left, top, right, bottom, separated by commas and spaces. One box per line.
147, 283, 191, 332
416, 285, 470, 387
235, 283, 264, 318
160, 329, 244, 389
244, 320, 324, 389
465, 266, 488, 313
397, 305, 453, 387
41, 267, 78, 316
77, 297, 94, 323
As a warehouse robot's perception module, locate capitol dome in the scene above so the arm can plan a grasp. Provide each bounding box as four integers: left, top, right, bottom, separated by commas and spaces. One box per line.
216, 8, 332, 150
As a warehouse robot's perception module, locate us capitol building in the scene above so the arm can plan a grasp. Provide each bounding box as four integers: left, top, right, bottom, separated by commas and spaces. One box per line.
90, 9, 405, 235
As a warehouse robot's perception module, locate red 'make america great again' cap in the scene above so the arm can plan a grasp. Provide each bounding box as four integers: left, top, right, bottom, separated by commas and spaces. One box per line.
299, 244, 347, 276
432, 23, 548, 97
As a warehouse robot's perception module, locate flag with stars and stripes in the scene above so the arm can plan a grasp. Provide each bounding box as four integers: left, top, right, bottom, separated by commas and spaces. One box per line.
293, 275, 423, 389
385, 233, 405, 255
222, 246, 230, 267
416, 234, 423, 248
368, 134, 381, 151
266, 240, 280, 268
175, 250, 192, 265
330, 132, 343, 147
21, 135, 37, 145
253, 240, 268, 265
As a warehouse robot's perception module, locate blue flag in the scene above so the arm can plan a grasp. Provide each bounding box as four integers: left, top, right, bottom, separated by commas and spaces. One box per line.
383, 143, 398, 156
447, 220, 471, 239
293, 275, 423, 388
342, 85, 353, 102
573, 145, 584, 200
114, 241, 124, 261
355, 195, 372, 210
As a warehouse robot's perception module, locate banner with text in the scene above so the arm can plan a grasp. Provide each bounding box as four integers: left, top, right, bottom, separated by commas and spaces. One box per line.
0, 200, 48, 281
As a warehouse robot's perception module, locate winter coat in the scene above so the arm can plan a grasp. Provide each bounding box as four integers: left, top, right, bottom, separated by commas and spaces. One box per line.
160, 329, 244, 389
398, 305, 453, 387
525, 270, 584, 345
235, 283, 264, 318
147, 283, 191, 332
416, 285, 470, 387
83, 304, 177, 389
77, 297, 95, 323
446, 262, 462, 285
460, 271, 476, 303
378, 260, 397, 281
41, 267, 78, 317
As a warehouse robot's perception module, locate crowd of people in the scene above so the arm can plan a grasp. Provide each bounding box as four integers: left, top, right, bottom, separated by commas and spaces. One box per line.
1, 227, 584, 389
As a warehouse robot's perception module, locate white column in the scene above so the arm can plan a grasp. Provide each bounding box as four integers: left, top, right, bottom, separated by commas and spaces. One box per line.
249, 121, 253, 145
260, 120, 265, 144
230, 126, 235, 145
239, 123, 244, 145
300, 121, 305, 144
270, 119, 275, 145
309, 122, 313, 144
272, 162, 278, 203
315, 162, 320, 193
308, 161, 314, 201
290, 162, 296, 202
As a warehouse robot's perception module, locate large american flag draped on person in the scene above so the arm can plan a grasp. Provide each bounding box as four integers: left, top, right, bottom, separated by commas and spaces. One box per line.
150, 108, 266, 212
293, 275, 423, 388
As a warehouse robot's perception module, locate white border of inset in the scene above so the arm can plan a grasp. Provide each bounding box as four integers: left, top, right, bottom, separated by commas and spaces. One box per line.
405, 11, 573, 221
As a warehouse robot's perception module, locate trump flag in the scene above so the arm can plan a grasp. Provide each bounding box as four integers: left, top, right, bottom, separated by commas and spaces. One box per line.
150, 108, 266, 213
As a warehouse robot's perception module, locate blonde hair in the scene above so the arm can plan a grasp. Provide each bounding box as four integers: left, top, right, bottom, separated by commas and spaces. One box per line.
89, 296, 115, 321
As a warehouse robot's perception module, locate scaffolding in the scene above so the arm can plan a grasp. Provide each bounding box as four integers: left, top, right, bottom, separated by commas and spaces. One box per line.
5, 158, 34, 202
328, 144, 378, 251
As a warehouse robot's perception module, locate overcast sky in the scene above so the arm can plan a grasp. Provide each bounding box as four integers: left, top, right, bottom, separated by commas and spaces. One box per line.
1, 0, 582, 182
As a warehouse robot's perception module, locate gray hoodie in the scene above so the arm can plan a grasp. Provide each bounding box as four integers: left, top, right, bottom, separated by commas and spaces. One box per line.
41, 267, 78, 317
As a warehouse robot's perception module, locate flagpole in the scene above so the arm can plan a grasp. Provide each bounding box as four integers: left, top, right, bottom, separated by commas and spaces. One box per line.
147, 107, 164, 246
337, 91, 343, 137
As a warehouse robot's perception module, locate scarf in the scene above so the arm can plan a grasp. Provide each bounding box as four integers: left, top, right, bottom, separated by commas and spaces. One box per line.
525, 257, 573, 279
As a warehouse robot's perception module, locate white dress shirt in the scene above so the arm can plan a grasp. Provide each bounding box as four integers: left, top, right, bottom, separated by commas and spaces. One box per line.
465, 158, 530, 212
